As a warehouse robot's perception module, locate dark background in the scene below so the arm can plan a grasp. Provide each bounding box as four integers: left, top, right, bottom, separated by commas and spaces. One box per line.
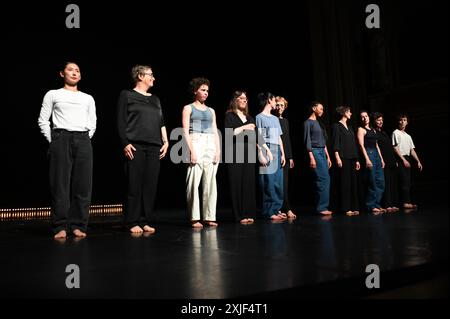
1, 0, 448, 211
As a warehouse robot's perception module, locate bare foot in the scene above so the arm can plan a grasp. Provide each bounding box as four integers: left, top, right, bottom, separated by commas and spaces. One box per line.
278, 212, 288, 219
286, 211, 297, 219
247, 218, 255, 224
130, 226, 144, 233
240, 218, 250, 224
270, 214, 284, 221
205, 221, 218, 227
54, 230, 67, 239
143, 225, 156, 234
73, 229, 87, 238
404, 203, 418, 210
372, 208, 384, 215
191, 221, 203, 229
319, 211, 333, 216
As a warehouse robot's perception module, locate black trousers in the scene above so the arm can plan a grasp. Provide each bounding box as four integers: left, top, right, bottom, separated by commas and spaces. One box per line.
336, 159, 359, 213
397, 155, 412, 204
49, 130, 93, 233
124, 144, 160, 228
280, 164, 291, 212
227, 153, 256, 221
383, 166, 399, 208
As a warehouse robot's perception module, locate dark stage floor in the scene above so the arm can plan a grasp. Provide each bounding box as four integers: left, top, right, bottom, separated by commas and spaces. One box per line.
0, 206, 448, 300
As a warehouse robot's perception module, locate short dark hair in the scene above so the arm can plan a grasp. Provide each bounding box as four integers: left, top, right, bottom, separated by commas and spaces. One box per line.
308, 101, 322, 114
190, 77, 210, 94
61, 61, 79, 72
257, 92, 275, 110
372, 112, 383, 121
397, 113, 409, 121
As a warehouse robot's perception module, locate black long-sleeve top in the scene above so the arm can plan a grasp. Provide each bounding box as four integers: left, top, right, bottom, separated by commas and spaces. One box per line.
224, 112, 262, 163
279, 118, 293, 160
377, 130, 397, 168
224, 112, 265, 147
117, 90, 165, 148
331, 122, 358, 160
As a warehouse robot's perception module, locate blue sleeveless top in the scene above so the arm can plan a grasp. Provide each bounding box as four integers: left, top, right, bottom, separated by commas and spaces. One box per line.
189, 104, 213, 134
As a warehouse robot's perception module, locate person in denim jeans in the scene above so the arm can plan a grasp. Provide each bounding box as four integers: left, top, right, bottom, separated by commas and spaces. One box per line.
304, 102, 333, 216
256, 92, 287, 221
357, 111, 386, 214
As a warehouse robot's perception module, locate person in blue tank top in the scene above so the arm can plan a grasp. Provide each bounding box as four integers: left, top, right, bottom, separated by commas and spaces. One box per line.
182, 78, 221, 228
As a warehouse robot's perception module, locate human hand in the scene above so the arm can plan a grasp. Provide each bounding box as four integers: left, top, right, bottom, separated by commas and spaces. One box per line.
159, 142, 169, 159
124, 144, 136, 160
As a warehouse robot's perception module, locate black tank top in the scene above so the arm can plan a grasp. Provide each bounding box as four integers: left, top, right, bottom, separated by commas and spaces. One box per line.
364, 127, 378, 149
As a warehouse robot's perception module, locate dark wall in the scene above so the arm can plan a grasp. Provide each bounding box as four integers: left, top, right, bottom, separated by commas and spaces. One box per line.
2, 1, 448, 209
2, 1, 314, 209
307, 0, 449, 202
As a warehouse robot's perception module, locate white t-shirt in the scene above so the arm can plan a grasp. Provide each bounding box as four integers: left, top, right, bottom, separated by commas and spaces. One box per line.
392, 129, 415, 156
38, 88, 97, 142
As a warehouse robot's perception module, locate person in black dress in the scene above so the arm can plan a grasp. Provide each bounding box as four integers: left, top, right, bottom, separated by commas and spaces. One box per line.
224, 91, 271, 224
373, 112, 400, 213
275, 96, 297, 219
331, 106, 361, 216
117, 65, 169, 234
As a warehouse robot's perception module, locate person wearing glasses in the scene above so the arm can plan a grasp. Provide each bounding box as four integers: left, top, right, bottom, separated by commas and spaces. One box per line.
331, 106, 360, 216
256, 92, 287, 221
38, 62, 97, 239
392, 113, 423, 210
117, 65, 169, 234
224, 91, 272, 224
275, 96, 297, 219
182, 78, 221, 228
304, 101, 333, 216
357, 111, 386, 214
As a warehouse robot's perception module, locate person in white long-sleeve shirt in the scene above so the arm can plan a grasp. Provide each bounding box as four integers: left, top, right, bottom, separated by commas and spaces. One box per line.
38, 62, 96, 239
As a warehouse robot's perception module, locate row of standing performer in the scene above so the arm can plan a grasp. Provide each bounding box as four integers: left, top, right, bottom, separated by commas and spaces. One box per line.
37, 63, 423, 239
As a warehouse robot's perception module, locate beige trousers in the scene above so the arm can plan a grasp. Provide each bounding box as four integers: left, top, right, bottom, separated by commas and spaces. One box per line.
186, 133, 219, 221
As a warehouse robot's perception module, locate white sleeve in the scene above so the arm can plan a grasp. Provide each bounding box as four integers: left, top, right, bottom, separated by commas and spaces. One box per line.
38, 91, 54, 143
88, 96, 97, 138
392, 131, 400, 147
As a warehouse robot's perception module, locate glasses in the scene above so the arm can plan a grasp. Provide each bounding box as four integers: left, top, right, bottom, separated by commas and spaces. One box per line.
276, 104, 285, 107
143, 72, 154, 78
